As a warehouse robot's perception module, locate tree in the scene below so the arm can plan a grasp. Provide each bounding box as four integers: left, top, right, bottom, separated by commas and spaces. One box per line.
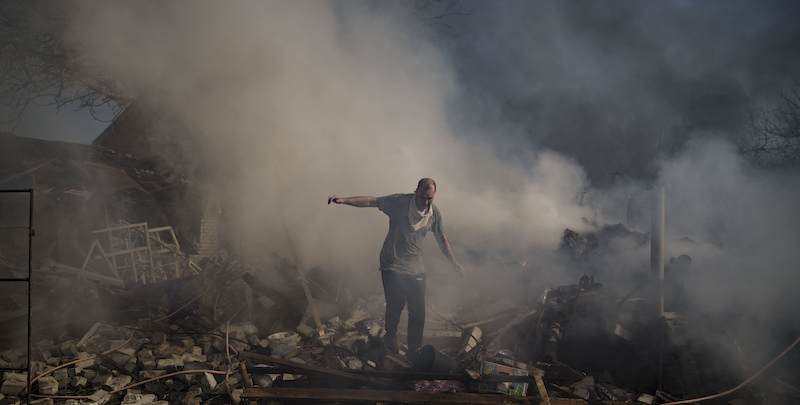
739, 81, 800, 167
0, 1, 127, 126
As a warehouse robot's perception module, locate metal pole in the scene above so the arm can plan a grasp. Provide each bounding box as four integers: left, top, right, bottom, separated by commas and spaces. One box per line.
650, 186, 665, 392
27, 189, 34, 405
650, 186, 665, 317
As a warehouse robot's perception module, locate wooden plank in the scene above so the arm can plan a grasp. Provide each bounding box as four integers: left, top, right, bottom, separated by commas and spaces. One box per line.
285, 232, 325, 336
241, 387, 630, 405
92, 222, 149, 233
0, 158, 58, 186
241, 387, 538, 404
241, 351, 404, 389
80, 239, 119, 278
45, 263, 125, 287
239, 361, 258, 405
533, 369, 551, 405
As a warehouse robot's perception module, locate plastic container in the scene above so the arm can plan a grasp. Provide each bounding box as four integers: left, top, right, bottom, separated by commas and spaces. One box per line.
268, 331, 298, 357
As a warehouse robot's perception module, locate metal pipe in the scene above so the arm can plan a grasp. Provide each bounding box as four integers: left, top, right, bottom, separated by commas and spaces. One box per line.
650, 186, 665, 392
27, 189, 34, 405
650, 186, 665, 317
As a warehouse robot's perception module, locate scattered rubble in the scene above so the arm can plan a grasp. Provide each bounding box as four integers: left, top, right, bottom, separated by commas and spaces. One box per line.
2, 133, 798, 403
1, 247, 796, 404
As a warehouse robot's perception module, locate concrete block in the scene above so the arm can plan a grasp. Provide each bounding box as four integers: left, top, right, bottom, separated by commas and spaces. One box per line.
91, 372, 110, 385
82, 369, 97, 382
108, 353, 133, 369
200, 372, 217, 391
230, 388, 243, 404
1, 379, 27, 396
229, 340, 250, 352
30, 361, 47, 376
77, 352, 96, 368
71, 376, 88, 388
344, 308, 368, 329
180, 352, 207, 363
139, 370, 167, 379
122, 392, 157, 405
156, 358, 184, 369
104, 375, 132, 391
88, 389, 111, 405
637, 393, 655, 404
60, 341, 79, 357
1, 349, 23, 362
137, 349, 156, 370
52, 368, 69, 384
116, 347, 136, 357
2, 371, 26, 381
37, 376, 59, 395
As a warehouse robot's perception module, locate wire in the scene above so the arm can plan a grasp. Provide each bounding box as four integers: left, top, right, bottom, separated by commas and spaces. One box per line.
428, 303, 465, 332
662, 334, 800, 404
28, 329, 136, 388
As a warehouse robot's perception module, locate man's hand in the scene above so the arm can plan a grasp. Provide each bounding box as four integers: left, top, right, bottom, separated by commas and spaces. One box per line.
327, 195, 377, 207
453, 261, 465, 277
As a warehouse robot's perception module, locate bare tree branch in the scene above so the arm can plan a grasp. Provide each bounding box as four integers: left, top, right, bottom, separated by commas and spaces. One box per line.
0, 1, 128, 127
739, 81, 800, 166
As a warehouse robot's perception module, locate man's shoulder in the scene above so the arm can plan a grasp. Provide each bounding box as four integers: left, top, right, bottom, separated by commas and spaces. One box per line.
377, 193, 411, 211
378, 193, 412, 202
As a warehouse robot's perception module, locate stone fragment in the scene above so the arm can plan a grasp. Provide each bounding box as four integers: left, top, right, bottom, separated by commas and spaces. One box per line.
87, 389, 111, 405
1, 379, 27, 396
37, 376, 59, 395
104, 374, 133, 391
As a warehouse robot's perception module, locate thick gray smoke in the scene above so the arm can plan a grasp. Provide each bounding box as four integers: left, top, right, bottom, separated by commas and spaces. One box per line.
60, 1, 593, 270
43, 0, 800, 377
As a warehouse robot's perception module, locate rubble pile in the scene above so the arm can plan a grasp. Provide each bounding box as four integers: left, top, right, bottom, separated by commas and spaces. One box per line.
1, 237, 799, 405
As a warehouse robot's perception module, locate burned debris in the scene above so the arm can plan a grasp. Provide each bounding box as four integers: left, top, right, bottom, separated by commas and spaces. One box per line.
2, 132, 799, 404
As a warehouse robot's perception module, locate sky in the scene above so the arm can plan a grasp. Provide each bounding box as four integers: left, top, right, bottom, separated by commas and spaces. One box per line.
3, 0, 800, 382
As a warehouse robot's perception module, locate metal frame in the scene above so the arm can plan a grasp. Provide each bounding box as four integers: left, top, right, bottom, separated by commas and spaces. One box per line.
0, 189, 34, 405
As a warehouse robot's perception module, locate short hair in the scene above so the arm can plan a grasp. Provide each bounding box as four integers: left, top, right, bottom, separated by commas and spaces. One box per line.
417, 178, 436, 192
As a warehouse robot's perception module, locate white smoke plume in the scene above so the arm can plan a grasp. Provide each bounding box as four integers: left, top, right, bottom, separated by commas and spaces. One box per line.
45, 0, 800, 379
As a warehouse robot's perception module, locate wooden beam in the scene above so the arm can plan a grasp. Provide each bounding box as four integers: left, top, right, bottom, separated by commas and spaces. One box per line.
42, 262, 125, 287
0, 158, 58, 186
533, 369, 551, 405
241, 387, 631, 405
241, 351, 404, 389
241, 387, 538, 404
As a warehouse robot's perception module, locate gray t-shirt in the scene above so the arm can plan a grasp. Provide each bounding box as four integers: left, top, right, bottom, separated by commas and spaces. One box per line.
376, 193, 444, 275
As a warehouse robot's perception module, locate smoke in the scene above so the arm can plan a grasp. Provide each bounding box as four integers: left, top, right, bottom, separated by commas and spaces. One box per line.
45, 0, 800, 379
56, 1, 590, 276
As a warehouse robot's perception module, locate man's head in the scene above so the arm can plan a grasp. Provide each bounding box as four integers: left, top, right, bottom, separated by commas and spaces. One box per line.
414, 178, 436, 210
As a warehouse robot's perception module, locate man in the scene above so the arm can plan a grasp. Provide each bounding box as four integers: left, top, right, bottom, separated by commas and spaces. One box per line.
328, 178, 464, 358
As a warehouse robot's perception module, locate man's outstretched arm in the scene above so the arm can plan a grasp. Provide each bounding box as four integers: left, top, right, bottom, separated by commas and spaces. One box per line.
435, 233, 465, 277
328, 195, 378, 207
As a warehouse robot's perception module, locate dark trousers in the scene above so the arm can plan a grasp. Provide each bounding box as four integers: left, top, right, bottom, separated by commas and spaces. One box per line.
381, 271, 426, 352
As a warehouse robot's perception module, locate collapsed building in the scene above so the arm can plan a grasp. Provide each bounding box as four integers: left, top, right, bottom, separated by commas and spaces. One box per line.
1, 111, 799, 405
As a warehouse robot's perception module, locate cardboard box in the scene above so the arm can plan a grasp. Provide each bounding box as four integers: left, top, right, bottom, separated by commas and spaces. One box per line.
478, 361, 528, 396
